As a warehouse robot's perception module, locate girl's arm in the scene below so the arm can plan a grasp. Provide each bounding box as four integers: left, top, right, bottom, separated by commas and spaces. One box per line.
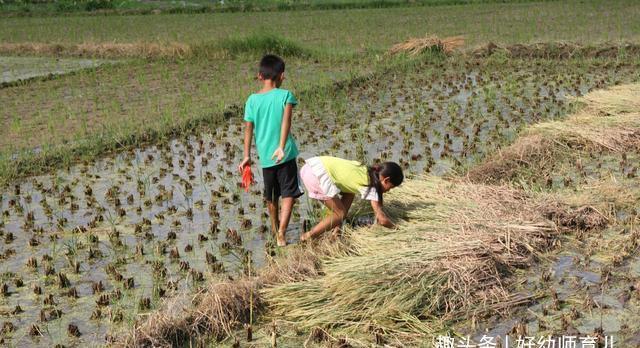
239, 121, 254, 171
272, 104, 293, 163
371, 200, 394, 228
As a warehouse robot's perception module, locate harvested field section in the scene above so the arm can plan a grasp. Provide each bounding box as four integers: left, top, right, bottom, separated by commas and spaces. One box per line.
468, 84, 640, 186
0, 42, 192, 60
458, 84, 640, 346
1, 56, 637, 346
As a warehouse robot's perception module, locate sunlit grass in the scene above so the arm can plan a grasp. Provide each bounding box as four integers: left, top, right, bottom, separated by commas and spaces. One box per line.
1, 0, 638, 51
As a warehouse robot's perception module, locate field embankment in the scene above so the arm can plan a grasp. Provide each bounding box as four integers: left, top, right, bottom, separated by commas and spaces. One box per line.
121, 84, 639, 346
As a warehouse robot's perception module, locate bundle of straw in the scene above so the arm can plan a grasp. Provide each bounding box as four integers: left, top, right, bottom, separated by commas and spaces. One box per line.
388, 35, 464, 56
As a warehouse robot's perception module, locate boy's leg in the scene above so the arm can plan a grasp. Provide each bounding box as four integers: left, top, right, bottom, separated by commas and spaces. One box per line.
267, 200, 279, 237
277, 197, 295, 246
275, 159, 303, 246
262, 166, 281, 240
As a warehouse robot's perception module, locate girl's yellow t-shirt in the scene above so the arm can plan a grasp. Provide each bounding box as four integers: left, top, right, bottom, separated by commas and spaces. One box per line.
318, 156, 369, 194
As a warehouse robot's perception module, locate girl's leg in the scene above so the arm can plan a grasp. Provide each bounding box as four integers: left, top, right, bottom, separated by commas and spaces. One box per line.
341, 193, 355, 213
330, 193, 354, 238
302, 193, 355, 241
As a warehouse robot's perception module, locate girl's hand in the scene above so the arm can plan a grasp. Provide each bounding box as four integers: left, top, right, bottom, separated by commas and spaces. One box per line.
271, 147, 285, 163
371, 200, 394, 228
376, 214, 395, 228
238, 157, 251, 173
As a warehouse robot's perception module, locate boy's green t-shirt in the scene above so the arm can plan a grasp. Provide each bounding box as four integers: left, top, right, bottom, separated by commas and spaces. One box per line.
244, 88, 299, 168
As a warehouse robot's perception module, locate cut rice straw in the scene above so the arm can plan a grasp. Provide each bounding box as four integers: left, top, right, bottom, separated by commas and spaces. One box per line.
262, 176, 563, 342
468, 83, 640, 183
389, 35, 464, 56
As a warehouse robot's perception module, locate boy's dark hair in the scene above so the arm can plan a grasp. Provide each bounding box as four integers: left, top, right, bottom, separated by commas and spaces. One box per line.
259, 54, 285, 80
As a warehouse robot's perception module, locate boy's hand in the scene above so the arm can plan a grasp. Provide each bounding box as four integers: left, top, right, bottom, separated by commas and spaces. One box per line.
271, 147, 285, 163
238, 157, 251, 173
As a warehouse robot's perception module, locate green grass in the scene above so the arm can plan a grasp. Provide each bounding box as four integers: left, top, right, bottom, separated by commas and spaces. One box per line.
218, 33, 311, 57
0, 0, 559, 16
1, 0, 639, 52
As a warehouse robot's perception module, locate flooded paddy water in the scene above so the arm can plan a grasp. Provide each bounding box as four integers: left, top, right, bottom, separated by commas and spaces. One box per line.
1, 56, 108, 86
0, 56, 638, 346
464, 225, 640, 346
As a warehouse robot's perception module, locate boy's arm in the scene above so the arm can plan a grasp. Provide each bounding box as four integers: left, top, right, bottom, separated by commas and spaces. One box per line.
271, 103, 293, 163
239, 121, 254, 172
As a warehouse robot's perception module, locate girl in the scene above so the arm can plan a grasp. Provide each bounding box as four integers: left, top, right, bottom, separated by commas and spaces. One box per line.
299, 156, 404, 241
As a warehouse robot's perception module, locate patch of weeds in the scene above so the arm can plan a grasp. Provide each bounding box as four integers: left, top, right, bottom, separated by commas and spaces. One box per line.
218, 33, 311, 58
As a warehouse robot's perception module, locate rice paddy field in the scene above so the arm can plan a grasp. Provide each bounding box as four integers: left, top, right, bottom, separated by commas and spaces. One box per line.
1, 0, 640, 347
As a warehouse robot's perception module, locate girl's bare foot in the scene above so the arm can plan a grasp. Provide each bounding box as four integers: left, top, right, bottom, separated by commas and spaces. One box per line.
276, 234, 287, 247
329, 227, 341, 241
299, 232, 310, 243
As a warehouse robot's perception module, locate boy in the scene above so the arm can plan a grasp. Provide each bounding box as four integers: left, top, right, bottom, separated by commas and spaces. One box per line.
239, 54, 302, 247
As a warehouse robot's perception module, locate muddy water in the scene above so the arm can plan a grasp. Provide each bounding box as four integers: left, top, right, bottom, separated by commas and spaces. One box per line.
0, 56, 109, 85
0, 58, 637, 346
461, 151, 640, 346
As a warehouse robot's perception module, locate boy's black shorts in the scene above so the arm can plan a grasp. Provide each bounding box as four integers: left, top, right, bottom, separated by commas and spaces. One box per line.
262, 159, 303, 202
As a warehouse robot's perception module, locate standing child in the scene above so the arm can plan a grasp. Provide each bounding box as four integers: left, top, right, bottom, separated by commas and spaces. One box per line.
239, 54, 302, 247
299, 156, 404, 241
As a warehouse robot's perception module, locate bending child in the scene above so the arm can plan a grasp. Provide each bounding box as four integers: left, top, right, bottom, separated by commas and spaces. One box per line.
239, 54, 303, 247
299, 156, 403, 241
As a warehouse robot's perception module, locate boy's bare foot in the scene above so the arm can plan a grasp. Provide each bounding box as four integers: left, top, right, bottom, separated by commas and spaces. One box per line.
299, 232, 310, 243
276, 234, 287, 247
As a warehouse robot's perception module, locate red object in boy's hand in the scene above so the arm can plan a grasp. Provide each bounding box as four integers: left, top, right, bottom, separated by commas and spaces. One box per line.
241, 165, 254, 192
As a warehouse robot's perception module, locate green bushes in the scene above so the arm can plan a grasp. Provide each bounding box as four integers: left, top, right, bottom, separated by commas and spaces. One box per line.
84, 0, 115, 11
218, 33, 311, 57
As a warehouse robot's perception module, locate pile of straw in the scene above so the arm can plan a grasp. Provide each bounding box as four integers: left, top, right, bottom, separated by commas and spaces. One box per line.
120, 280, 259, 347
389, 35, 464, 56
262, 177, 562, 343
468, 84, 640, 184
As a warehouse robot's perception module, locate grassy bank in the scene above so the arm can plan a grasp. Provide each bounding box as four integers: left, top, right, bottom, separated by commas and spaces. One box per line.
120, 83, 639, 346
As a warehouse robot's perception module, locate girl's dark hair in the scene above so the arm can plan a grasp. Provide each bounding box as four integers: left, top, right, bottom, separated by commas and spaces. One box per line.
366, 162, 404, 203
259, 54, 285, 80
